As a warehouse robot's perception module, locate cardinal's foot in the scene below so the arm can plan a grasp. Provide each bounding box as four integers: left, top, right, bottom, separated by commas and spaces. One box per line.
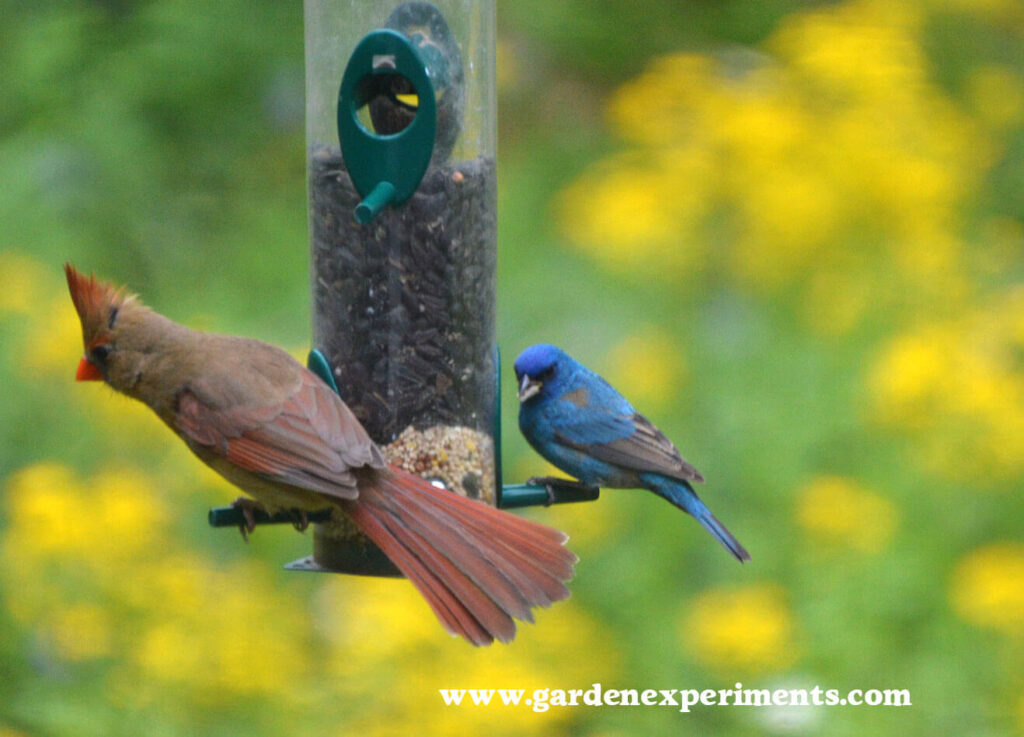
290, 508, 309, 533
231, 497, 264, 542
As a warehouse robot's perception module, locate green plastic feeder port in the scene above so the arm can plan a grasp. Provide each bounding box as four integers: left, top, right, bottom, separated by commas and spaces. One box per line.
336, 28, 437, 223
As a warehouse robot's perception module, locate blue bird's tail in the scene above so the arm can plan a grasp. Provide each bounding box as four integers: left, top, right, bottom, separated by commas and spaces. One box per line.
646, 477, 751, 563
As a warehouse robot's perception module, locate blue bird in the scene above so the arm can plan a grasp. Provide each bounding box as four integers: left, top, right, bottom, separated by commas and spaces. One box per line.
515, 344, 750, 562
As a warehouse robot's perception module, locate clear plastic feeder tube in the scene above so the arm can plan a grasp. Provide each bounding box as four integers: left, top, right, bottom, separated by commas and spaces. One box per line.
306, 0, 498, 506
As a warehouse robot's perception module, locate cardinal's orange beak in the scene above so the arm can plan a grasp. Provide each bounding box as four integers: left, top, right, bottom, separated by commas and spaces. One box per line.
76, 356, 103, 381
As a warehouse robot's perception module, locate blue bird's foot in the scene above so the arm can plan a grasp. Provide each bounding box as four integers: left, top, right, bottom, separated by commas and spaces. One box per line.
527, 476, 599, 506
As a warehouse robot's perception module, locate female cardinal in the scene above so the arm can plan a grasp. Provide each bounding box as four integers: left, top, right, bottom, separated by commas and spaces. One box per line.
65, 264, 575, 645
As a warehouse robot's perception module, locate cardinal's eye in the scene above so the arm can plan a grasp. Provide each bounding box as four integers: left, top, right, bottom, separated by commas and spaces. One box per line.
91, 343, 112, 364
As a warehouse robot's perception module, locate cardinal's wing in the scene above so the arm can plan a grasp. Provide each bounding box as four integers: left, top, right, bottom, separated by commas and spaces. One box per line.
175, 366, 386, 499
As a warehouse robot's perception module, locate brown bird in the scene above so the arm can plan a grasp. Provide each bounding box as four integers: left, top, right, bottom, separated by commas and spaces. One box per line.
65, 264, 576, 645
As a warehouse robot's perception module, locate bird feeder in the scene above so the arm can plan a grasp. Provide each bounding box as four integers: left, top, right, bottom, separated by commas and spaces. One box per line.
209, 0, 597, 575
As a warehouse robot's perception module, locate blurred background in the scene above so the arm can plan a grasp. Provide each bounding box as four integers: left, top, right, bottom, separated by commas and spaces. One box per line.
2, 0, 1023, 735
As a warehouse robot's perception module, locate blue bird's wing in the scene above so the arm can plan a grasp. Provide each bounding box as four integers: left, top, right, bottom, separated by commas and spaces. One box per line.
551, 393, 705, 484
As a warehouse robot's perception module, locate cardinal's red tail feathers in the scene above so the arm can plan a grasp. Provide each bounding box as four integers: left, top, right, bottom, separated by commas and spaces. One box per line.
342, 466, 577, 646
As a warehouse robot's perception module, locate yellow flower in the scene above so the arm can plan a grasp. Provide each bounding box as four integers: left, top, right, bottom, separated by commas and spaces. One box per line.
90, 467, 169, 557
949, 542, 1024, 635
557, 0, 996, 332
607, 53, 718, 145
558, 150, 709, 280
770, 0, 926, 99
869, 327, 954, 427
869, 290, 1024, 481
318, 577, 620, 736
314, 576, 443, 663
134, 620, 203, 683
683, 582, 798, 674
729, 164, 841, 290
127, 556, 311, 702
605, 327, 685, 415
1, 460, 312, 697
1, 462, 170, 567
3, 462, 93, 555
796, 475, 898, 553
20, 294, 84, 377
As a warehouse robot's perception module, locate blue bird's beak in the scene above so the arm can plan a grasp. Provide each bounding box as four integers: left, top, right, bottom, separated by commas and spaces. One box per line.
518, 374, 542, 402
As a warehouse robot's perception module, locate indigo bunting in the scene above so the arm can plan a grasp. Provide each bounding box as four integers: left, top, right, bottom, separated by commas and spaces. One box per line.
515, 344, 750, 562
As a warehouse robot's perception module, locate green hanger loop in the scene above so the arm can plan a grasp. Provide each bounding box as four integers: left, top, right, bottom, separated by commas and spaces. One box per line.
337, 29, 437, 224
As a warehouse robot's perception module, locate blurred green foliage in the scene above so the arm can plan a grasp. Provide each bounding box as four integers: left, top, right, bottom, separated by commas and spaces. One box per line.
2, 1, 1022, 736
